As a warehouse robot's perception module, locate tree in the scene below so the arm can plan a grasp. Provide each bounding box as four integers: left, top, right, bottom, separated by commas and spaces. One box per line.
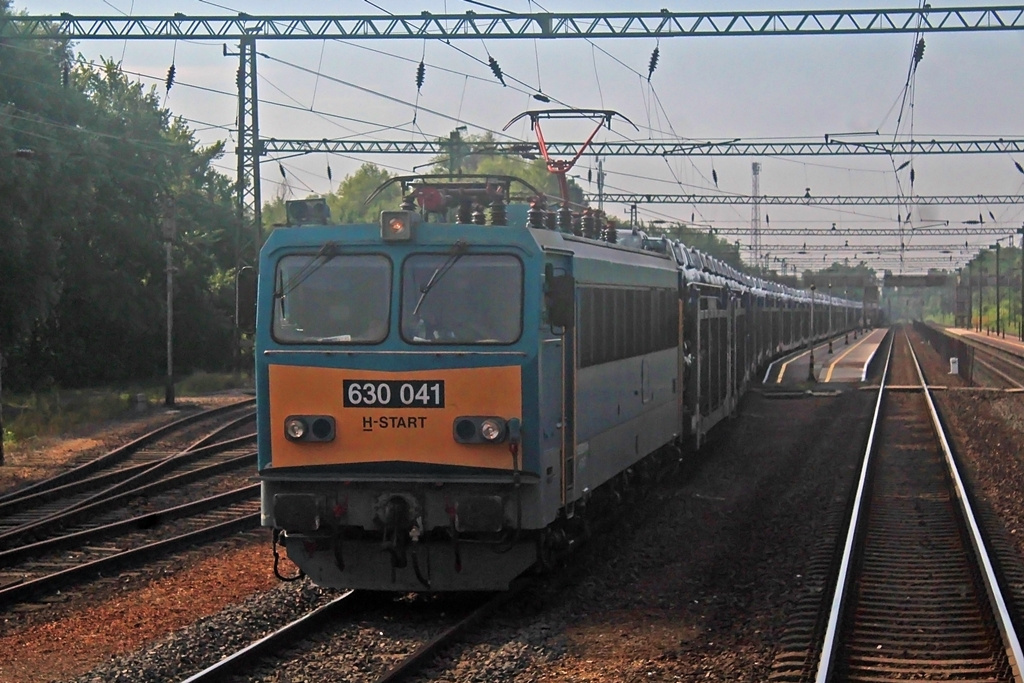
264, 163, 400, 229
425, 131, 585, 206
0, 10, 241, 390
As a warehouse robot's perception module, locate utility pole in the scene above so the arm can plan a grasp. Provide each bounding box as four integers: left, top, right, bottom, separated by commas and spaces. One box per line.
979, 259, 985, 332
1019, 225, 1024, 340
162, 197, 177, 406
808, 284, 816, 383
828, 281, 833, 353
966, 264, 973, 330
448, 126, 468, 174
995, 241, 1002, 337
751, 162, 762, 266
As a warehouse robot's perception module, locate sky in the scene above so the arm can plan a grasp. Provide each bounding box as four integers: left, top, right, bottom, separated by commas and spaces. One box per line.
12, 0, 1024, 274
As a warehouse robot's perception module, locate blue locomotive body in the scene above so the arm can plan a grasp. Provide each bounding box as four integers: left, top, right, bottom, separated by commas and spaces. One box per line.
255, 184, 861, 591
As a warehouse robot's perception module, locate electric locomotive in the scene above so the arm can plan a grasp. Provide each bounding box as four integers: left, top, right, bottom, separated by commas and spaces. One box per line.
256, 175, 685, 591
256, 166, 865, 591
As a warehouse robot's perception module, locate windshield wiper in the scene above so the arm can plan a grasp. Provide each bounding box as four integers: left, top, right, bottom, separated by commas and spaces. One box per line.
413, 239, 468, 316
276, 241, 341, 299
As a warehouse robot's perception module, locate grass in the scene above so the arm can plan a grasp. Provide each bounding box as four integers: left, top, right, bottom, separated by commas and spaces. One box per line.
1, 371, 254, 448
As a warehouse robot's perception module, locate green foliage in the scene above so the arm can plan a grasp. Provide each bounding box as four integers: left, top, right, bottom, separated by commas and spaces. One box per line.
425, 131, 585, 205
647, 223, 745, 270
3, 371, 252, 444
176, 371, 252, 395
0, 7, 241, 393
264, 163, 400, 229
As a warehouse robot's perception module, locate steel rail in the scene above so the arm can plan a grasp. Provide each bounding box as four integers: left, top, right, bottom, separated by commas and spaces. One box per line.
0, 484, 259, 567
57, 431, 256, 516
909, 331, 1024, 678
813, 330, 893, 682
374, 581, 528, 683
0, 399, 254, 505
178, 591, 357, 683
0, 431, 255, 528
973, 354, 1024, 388
0, 448, 256, 550
814, 330, 1024, 681
0, 510, 260, 608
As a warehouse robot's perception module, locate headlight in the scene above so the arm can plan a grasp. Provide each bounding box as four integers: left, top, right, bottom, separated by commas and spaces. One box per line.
284, 415, 336, 442
452, 416, 509, 444
285, 417, 307, 440
480, 418, 505, 442
380, 210, 419, 242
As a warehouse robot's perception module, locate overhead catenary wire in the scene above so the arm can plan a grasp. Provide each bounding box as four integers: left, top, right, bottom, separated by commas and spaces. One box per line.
6, 4, 1016, 254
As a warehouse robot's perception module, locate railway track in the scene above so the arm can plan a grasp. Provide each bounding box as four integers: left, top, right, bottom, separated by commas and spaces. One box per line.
971, 343, 1024, 388
0, 398, 255, 508
176, 583, 526, 682
0, 401, 256, 548
814, 330, 1023, 681
0, 494, 260, 608
0, 400, 266, 609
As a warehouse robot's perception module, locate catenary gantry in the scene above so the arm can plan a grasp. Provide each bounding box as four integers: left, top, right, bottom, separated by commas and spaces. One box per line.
5, 7, 1024, 40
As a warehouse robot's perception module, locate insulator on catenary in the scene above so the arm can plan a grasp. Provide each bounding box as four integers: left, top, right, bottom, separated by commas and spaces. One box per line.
712, 168, 718, 187
488, 56, 506, 87
327, 163, 333, 181
415, 60, 426, 92
278, 163, 287, 179
489, 199, 507, 226
166, 64, 176, 93
647, 46, 659, 82
909, 167, 915, 185
913, 38, 925, 66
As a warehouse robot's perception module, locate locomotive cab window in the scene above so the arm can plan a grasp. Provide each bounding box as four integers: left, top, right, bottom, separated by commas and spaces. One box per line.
401, 254, 523, 344
273, 254, 391, 344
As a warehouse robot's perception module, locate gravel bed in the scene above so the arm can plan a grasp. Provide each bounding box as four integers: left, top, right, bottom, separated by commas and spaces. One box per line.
414, 387, 874, 682
67, 579, 342, 683
13, 339, 1024, 682
68, 383, 873, 682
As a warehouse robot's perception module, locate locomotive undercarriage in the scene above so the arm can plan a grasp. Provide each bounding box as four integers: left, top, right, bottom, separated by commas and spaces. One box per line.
266, 478, 542, 591
264, 440, 685, 591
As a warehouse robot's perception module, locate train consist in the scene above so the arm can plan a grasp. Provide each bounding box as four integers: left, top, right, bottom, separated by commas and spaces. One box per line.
254, 173, 863, 591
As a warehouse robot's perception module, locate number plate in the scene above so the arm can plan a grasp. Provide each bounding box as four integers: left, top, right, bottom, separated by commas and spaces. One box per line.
343, 380, 445, 409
